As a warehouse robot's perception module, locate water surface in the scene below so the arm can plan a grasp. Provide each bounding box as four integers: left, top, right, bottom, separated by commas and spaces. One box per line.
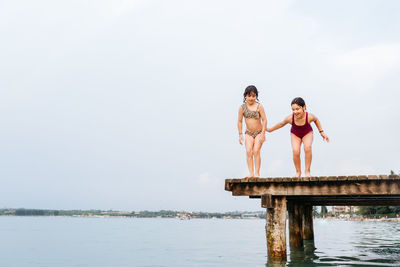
0, 217, 399, 266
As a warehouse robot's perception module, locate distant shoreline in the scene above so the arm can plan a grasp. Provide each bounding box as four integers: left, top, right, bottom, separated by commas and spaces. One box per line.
1, 215, 400, 222
0, 208, 264, 219
315, 216, 400, 222
1, 208, 399, 221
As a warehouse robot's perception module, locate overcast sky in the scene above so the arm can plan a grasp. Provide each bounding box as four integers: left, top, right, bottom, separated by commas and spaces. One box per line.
1, 0, 399, 212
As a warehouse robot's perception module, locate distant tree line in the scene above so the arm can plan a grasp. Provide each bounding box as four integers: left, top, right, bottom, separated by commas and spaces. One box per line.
2, 209, 103, 216
134, 210, 178, 218
15, 209, 48, 216
0, 209, 264, 219
357, 206, 400, 218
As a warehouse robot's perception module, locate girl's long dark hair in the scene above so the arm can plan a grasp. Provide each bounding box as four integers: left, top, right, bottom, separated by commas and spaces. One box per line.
243, 85, 259, 103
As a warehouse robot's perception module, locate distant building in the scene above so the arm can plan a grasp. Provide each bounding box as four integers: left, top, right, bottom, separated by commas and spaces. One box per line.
241, 213, 259, 219
332, 206, 358, 214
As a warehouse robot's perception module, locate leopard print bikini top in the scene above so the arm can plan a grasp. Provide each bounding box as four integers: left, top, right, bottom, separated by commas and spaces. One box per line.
241, 103, 260, 119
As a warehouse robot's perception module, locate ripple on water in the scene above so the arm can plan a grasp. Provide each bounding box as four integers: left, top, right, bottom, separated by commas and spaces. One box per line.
286, 220, 400, 266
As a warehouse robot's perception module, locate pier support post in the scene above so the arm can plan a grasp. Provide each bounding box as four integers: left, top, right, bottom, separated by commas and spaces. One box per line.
265, 196, 287, 261
302, 205, 314, 240
288, 202, 304, 249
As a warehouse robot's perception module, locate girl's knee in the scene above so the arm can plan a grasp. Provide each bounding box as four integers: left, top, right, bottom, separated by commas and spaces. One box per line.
292, 149, 300, 157
253, 148, 261, 155
304, 145, 312, 153
246, 149, 253, 156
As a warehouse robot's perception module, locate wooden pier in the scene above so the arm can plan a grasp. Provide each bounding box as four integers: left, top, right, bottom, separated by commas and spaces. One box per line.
225, 174, 400, 261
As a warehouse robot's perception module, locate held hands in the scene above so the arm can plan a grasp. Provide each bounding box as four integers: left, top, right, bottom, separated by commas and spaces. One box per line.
260, 132, 266, 143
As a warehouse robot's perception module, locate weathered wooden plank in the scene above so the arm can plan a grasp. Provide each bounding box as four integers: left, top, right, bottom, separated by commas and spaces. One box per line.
346, 176, 360, 181
336, 176, 348, 181
234, 175, 398, 181
390, 180, 400, 193
225, 175, 400, 189
359, 182, 370, 194
228, 179, 400, 196
225, 182, 233, 191
319, 183, 330, 195
261, 194, 273, 208
357, 175, 368, 180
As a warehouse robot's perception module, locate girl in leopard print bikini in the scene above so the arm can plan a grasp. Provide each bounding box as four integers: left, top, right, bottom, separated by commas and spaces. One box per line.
237, 85, 267, 178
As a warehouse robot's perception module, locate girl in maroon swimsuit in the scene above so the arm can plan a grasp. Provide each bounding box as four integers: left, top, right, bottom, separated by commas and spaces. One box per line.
267, 97, 329, 177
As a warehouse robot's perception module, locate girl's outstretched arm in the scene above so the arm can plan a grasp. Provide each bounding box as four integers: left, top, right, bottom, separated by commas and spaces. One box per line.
259, 105, 267, 142
237, 106, 244, 145
267, 115, 291, 133
309, 113, 330, 142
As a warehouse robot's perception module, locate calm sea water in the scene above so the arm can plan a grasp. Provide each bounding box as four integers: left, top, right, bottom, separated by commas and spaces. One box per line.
0, 216, 399, 266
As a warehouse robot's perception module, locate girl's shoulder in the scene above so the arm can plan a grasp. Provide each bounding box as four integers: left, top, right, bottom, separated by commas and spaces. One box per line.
239, 103, 246, 113
256, 102, 264, 110
285, 114, 293, 124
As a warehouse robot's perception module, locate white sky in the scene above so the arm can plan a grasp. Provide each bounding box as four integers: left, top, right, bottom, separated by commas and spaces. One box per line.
1, 0, 399, 212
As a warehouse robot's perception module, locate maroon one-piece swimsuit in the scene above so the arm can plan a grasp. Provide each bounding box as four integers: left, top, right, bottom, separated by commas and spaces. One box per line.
290, 112, 313, 139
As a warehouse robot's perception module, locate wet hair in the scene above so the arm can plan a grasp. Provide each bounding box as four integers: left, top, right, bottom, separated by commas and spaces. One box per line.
291, 97, 306, 108
243, 85, 259, 103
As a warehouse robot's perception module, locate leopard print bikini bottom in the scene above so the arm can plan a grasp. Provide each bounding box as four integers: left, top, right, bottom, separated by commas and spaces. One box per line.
245, 129, 262, 138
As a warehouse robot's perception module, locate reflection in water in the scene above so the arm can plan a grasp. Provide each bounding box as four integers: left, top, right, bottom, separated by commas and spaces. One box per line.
266, 260, 286, 267
288, 240, 319, 266
266, 240, 319, 267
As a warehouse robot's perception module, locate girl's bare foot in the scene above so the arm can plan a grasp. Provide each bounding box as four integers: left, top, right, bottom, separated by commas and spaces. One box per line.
293, 172, 301, 178
253, 174, 260, 178
244, 174, 254, 179
305, 172, 311, 178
